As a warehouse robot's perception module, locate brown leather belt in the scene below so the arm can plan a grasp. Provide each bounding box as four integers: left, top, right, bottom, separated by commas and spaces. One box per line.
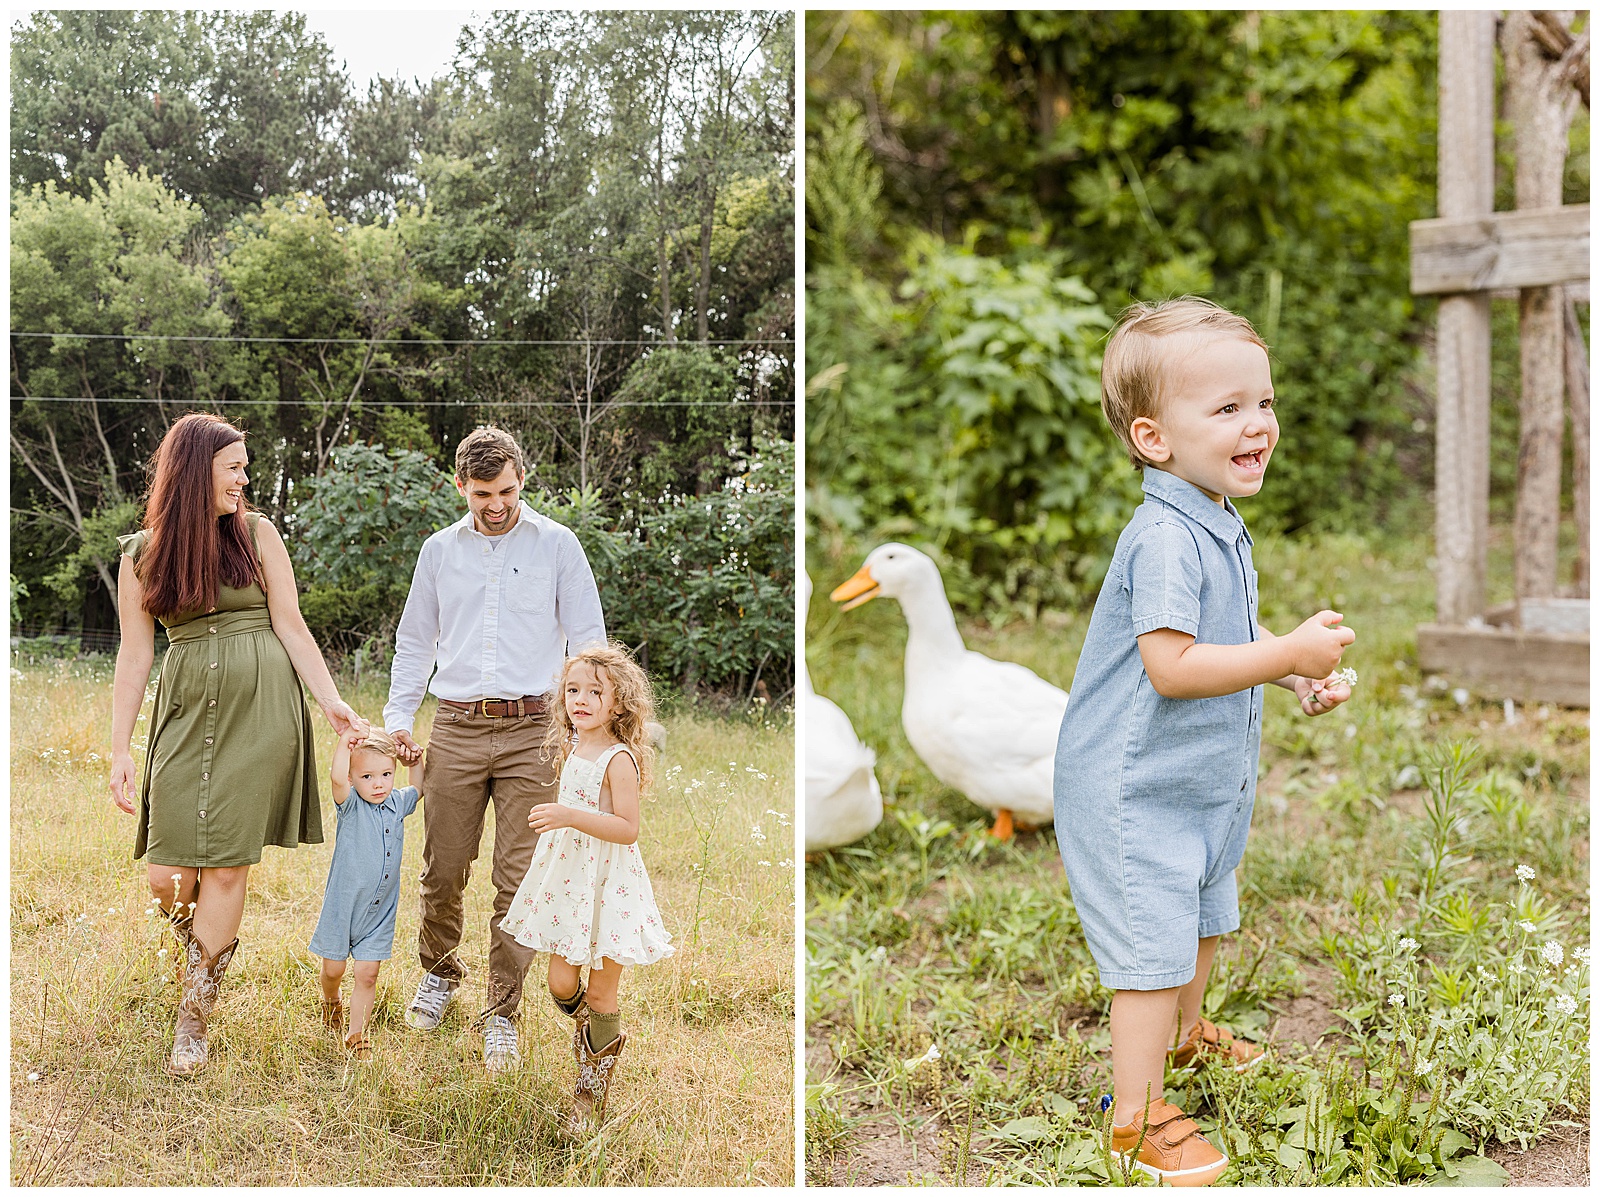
436, 695, 548, 718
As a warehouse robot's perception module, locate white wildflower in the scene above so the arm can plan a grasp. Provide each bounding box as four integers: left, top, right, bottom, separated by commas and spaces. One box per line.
1397, 937, 1419, 953
906, 1043, 942, 1071
1553, 994, 1578, 1016
1516, 864, 1536, 882
1331, 667, 1358, 687
157, 948, 168, 957
1509, 962, 1528, 976
1573, 946, 1590, 965
1388, 993, 1405, 1007
758, 860, 771, 867
1415, 1057, 1435, 1077
1541, 942, 1564, 968
27, 1072, 40, 1082
1518, 920, 1538, 934
749, 825, 766, 843
870, 945, 888, 964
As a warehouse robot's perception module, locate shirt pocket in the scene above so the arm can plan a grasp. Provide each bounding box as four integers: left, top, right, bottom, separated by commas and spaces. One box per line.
507, 565, 554, 615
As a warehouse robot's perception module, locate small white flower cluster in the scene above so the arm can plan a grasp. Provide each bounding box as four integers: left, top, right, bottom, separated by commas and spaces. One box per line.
1330, 667, 1358, 687
1518, 920, 1538, 934
1516, 864, 1536, 882
1388, 993, 1405, 1008
1396, 937, 1419, 953
905, 1043, 942, 1071
1573, 945, 1591, 966
1541, 941, 1564, 968
1414, 1056, 1435, 1077
1553, 994, 1578, 1016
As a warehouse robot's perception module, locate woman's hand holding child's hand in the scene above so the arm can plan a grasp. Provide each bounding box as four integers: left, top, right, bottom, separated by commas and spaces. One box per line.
1284, 610, 1355, 681
529, 803, 573, 833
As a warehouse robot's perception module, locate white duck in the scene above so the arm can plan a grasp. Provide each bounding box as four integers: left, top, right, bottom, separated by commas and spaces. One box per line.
804, 574, 883, 853
830, 543, 1068, 839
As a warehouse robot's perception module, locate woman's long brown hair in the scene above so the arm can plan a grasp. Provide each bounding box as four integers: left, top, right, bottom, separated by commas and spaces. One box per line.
137, 413, 262, 620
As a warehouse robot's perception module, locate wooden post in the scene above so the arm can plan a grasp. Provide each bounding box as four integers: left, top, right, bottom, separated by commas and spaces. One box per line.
1566, 292, 1590, 595
1434, 12, 1496, 625
1504, 10, 1582, 602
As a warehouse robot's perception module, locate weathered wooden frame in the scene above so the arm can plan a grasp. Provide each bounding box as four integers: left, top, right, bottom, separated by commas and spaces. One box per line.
1411, 11, 1589, 707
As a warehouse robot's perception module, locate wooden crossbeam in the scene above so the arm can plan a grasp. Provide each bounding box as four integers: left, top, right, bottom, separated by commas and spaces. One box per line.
1410, 204, 1590, 295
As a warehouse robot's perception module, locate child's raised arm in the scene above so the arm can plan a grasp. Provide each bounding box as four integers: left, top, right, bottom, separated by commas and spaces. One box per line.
409, 748, 425, 800
329, 729, 361, 803
528, 752, 641, 846
1138, 610, 1354, 700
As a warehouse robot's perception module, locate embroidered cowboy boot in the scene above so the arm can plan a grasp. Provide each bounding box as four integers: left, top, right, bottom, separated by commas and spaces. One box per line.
566, 1022, 627, 1135
167, 933, 238, 1077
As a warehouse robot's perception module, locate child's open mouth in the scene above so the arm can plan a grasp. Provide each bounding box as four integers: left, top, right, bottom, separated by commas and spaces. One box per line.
1232, 449, 1265, 472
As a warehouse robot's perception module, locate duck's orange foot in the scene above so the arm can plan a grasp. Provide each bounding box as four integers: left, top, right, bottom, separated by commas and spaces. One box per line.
989, 809, 1015, 840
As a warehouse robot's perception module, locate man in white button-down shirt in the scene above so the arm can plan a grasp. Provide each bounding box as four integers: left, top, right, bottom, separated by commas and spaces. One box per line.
382, 426, 605, 1072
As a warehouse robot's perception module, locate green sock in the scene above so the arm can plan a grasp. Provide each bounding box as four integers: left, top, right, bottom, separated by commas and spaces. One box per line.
586, 1010, 622, 1052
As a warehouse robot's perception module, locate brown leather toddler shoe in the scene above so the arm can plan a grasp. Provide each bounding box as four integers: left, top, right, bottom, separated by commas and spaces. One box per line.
1169, 1016, 1266, 1072
1110, 1097, 1229, 1186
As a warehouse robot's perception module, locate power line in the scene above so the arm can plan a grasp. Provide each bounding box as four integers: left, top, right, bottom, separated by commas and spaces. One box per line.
11, 331, 793, 347
14, 395, 796, 408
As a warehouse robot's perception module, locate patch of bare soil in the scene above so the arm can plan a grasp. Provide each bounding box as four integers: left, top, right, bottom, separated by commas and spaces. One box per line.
1265, 964, 1347, 1056
1491, 1118, 1591, 1188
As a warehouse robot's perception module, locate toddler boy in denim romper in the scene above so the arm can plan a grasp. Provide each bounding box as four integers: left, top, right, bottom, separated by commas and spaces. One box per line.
1053, 298, 1355, 1186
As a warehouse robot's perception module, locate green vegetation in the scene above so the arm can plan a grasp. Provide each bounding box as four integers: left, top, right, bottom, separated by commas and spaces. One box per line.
805, 524, 1588, 1185
805, 11, 1589, 614
11, 11, 795, 698
11, 656, 794, 1185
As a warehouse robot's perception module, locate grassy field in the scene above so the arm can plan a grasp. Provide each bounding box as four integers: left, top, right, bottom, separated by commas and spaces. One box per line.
11, 660, 795, 1186
804, 522, 1589, 1186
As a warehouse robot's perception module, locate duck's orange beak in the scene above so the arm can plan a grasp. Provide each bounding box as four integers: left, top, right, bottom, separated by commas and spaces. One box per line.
830, 566, 880, 611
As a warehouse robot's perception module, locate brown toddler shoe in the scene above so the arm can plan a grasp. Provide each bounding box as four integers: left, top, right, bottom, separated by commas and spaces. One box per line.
1169, 1016, 1266, 1072
1110, 1097, 1229, 1187
344, 1029, 373, 1062
322, 998, 345, 1032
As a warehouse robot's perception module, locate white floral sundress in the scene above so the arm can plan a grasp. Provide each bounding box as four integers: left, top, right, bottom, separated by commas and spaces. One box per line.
500, 743, 674, 968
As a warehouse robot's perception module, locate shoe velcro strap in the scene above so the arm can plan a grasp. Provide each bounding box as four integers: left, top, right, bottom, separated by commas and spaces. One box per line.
1146, 1108, 1202, 1144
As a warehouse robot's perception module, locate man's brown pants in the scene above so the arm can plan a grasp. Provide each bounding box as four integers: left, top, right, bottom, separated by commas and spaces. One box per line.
418, 705, 558, 1020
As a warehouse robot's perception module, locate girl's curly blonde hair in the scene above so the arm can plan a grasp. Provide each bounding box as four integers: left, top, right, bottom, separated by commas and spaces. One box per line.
544, 641, 656, 795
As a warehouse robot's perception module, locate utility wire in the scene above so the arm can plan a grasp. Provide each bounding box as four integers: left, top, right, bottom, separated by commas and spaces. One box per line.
14, 395, 796, 408
11, 331, 792, 347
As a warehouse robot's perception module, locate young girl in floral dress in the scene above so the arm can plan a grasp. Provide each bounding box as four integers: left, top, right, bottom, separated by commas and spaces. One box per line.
500, 642, 673, 1130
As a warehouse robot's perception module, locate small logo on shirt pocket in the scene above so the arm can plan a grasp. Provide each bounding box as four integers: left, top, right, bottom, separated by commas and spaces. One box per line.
507, 566, 554, 615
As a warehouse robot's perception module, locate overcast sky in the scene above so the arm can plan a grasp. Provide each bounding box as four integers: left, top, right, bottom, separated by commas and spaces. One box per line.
300, 9, 475, 92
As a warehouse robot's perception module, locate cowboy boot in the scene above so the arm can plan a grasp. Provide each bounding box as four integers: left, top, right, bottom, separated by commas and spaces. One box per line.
566, 1022, 627, 1135
167, 933, 238, 1077
551, 976, 587, 1019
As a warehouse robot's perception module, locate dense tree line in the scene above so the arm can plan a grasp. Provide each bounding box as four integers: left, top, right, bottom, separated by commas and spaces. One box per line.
805, 11, 1588, 613
11, 10, 795, 696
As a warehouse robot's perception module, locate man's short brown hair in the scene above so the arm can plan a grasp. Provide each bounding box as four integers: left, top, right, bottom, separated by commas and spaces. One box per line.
454, 426, 525, 482
1101, 297, 1267, 468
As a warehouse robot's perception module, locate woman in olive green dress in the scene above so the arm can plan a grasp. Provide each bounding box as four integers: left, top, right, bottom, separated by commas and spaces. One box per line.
109, 413, 367, 1076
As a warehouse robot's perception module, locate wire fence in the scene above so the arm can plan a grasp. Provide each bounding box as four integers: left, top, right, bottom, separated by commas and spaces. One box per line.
14, 395, 796, 408
11, 331, 793, 346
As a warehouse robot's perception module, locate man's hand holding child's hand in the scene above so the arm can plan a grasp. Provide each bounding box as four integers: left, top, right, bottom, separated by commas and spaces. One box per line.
392, 730, 424, 766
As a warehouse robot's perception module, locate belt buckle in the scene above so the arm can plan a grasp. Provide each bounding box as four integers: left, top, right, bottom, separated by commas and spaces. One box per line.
482, 700, 505, 719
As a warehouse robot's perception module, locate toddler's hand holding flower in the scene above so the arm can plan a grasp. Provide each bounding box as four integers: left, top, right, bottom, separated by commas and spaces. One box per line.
1298, 666, 1355, 716
529, 803, 573, 833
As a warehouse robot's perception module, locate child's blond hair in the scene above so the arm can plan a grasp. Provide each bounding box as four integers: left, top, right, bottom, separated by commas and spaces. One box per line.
545, 642, 656, 795
351, 728, 400, 763
1101, 297, 1268, 468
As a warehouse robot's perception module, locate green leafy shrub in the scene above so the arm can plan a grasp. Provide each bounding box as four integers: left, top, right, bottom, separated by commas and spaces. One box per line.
288, 442, 459, 653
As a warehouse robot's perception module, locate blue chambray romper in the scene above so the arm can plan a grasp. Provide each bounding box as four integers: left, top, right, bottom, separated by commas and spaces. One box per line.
1053, 468, 1263, 990
308, 785, 422, 962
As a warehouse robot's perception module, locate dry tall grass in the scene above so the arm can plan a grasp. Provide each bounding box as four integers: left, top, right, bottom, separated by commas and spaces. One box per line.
11, 656, 795, 1185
